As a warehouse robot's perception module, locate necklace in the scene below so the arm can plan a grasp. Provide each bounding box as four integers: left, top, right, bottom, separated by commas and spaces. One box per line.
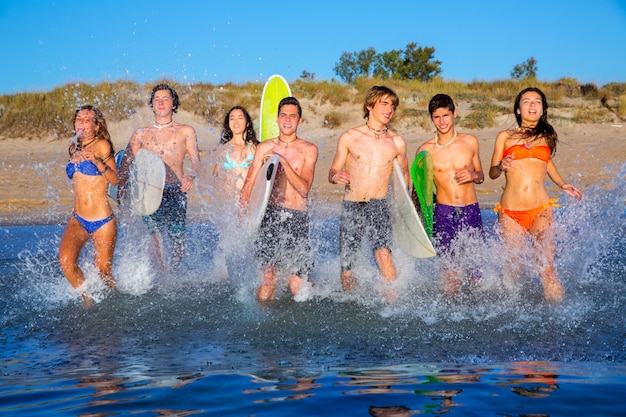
77, 136, 98, 150
435, 129, 457, 149
69, 136, 98, 156
153, 120, 174, 130
278, 136, 297, 147
366, 123, 388, 139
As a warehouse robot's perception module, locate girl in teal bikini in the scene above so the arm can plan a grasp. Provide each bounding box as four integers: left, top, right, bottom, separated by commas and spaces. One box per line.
212, 106, 259, 194
209, 106, 259, 281
59, 105, 118, 305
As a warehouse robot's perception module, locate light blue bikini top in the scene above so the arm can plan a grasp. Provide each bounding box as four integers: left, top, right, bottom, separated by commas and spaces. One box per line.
66, 160, 102, 179
222, 143, 253, 171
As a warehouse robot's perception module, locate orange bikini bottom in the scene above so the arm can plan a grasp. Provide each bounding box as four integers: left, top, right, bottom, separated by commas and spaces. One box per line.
494, 198, 559, 231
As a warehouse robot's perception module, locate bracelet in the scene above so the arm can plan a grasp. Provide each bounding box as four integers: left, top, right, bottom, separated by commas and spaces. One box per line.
331, 173, 337, 184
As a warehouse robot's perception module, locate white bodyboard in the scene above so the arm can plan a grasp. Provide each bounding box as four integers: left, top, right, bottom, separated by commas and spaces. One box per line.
128, 149, 166, 216
389, 159, 436, 258
247, 155, 280, 233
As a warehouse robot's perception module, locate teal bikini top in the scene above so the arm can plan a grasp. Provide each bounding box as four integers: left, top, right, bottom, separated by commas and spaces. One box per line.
222, 143, 253, 171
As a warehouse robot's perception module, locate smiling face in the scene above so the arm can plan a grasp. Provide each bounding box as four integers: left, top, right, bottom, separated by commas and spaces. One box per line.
151, 89, 175, 117
228, 108, 247, 136
367, 94, 396, 126
430, 107, 456, 135
277, 104, 300, 136
74, 109, 99, 140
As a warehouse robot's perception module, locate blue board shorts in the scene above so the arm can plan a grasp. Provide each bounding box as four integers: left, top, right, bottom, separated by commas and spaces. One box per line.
142, 182, 187, 247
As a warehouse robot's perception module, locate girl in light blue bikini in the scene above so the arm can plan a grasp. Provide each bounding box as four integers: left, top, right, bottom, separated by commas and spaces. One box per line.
209, 106, 259, 281
59, 105, 118, 305
211, 106, 259, 194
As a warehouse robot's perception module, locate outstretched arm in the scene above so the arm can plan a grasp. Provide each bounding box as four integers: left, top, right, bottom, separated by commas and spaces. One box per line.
547, 159, 582, 200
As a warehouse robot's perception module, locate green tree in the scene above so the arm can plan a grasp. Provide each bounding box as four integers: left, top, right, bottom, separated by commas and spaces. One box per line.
373, 43, 441, 81
334, 43, 441, 83
511, 56, 538, 80
333, 47, 376, 83
300, 70, 315, 81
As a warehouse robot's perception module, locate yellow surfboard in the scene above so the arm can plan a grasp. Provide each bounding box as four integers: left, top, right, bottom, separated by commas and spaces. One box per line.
259, 75, 291, 141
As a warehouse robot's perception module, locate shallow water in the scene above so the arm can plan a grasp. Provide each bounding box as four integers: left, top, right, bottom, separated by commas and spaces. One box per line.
1, 172, 625, 415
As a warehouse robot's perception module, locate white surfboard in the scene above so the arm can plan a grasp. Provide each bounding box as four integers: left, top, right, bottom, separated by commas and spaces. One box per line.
389, 159, 436, 258
247, 155, 280, 233
128, 149, 166, 216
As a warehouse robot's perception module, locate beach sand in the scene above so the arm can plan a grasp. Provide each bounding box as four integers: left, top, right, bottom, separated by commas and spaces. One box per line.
0, 99, 623, 225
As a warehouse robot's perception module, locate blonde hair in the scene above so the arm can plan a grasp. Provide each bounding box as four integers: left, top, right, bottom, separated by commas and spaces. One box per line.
363, 86, 399, 119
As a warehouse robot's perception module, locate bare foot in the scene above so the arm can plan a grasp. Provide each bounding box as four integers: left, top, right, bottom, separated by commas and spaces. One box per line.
81, 293, 94, 308
341, 271, 356, 291
542, 275, 564, 304
443, 273, 461, 297
382, 286, 397, 304
256, 284, 276, 302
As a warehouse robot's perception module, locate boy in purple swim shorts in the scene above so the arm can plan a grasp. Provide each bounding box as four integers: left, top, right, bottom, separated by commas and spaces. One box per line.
415, 94, 485, 295
433, 203, 484, 254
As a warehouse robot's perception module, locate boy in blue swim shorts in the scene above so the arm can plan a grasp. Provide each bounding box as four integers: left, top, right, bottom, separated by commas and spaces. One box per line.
118, 84, 201, 271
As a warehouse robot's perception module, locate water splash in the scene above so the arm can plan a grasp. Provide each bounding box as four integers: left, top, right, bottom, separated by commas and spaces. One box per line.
2, 164, 625, 368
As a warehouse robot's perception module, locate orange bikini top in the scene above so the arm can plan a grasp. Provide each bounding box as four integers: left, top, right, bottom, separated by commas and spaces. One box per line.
503, 144, 551, 163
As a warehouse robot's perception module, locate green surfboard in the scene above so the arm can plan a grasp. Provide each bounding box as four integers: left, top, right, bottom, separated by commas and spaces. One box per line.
259, 74, 291, 141
410, 150, 435, 237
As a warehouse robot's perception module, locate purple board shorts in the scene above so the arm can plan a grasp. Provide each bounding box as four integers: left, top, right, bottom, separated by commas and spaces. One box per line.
433, 202, 483, 254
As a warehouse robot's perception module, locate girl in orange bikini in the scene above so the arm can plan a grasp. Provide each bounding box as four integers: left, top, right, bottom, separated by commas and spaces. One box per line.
489, 87, 582, 303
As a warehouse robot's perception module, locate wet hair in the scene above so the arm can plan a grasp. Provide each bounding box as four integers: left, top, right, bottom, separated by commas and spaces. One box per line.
70, 105, 115, 157
428, 93, 455, 116
219, 105, 259, 145
149, 83, 180, 113
513, 87, 558, 154
277, 96, 302, 118
363, 85, 399, 119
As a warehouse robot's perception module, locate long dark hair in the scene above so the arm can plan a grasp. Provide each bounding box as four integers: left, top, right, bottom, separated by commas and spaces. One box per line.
69, 105, 115, 157
219, 106, 259, 145
513, 87, 558, 155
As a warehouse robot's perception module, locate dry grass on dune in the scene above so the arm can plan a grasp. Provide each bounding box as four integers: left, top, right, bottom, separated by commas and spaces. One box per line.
0, 78, 624, 225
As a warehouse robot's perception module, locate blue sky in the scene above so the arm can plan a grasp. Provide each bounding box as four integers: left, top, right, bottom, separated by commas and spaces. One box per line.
1, 0, 625, 95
